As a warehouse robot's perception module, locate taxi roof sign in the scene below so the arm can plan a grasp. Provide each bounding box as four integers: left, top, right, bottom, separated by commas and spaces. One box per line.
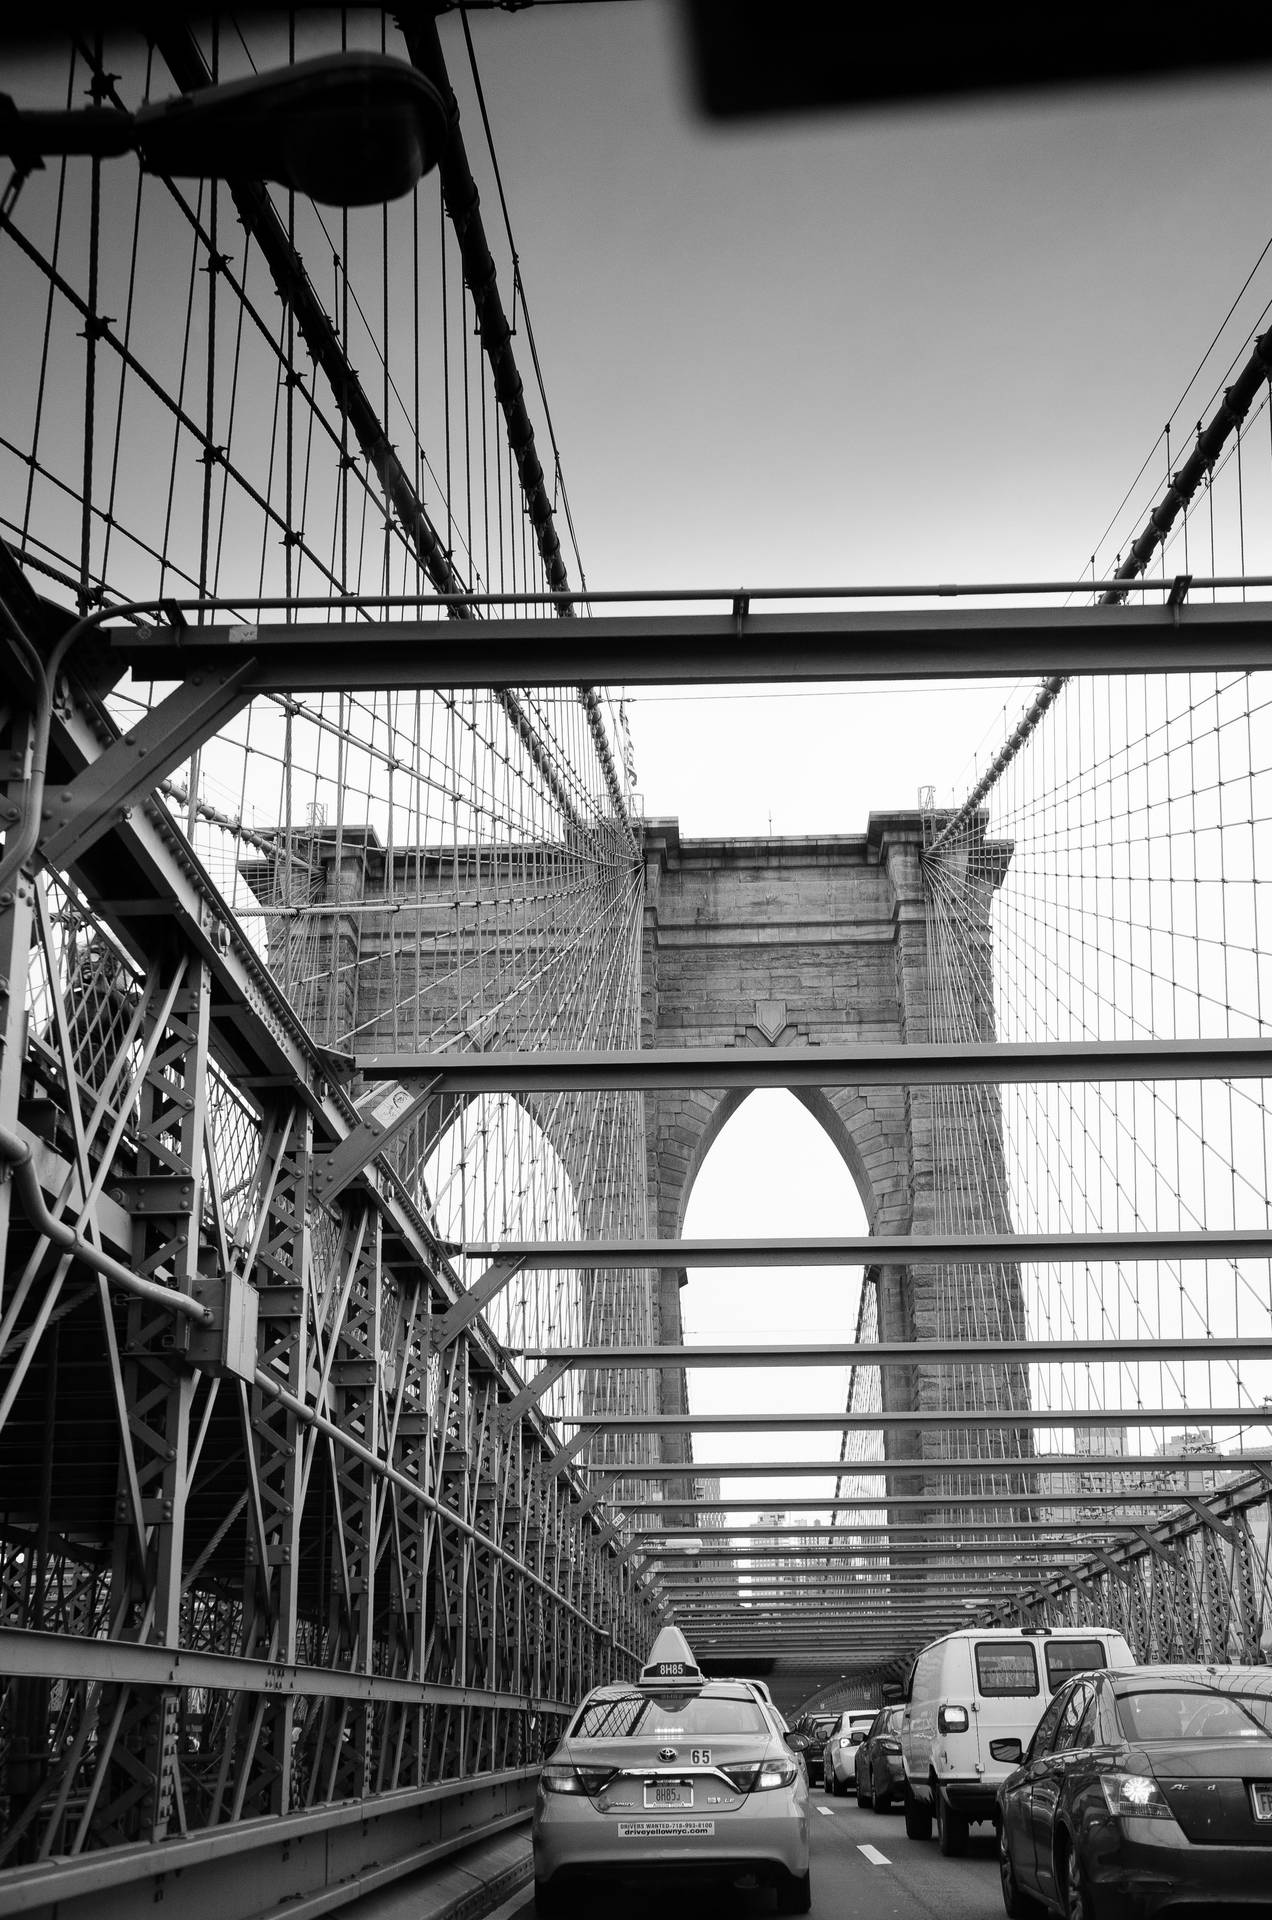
638, 1623, 704, 1689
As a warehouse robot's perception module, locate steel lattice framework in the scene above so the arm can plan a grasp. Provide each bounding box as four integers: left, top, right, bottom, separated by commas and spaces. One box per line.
3, 10, 1272, 1916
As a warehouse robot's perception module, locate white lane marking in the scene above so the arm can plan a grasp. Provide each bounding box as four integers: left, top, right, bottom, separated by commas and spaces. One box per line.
858, 1843, 891, 1865
816, 1805, 835, 1816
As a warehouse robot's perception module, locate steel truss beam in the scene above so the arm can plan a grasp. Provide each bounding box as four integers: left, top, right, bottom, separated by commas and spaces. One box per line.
112, 597, 1272, 695
354, 1037, 1272, 1093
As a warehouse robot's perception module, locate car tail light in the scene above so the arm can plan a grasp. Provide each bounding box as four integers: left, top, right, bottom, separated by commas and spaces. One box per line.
721, 1758, 799, 1792
539, 1763, 616, 1795
1098, 1772, 1178, 1821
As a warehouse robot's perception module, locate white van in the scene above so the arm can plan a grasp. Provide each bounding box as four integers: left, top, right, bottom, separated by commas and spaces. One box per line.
899, 1625, 1134, 1854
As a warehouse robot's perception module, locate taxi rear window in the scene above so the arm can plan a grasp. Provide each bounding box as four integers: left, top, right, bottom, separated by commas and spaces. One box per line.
570, 1691, 767, 1739
1044, 1640, 1105, 1692
974, 1642, 1039, 1697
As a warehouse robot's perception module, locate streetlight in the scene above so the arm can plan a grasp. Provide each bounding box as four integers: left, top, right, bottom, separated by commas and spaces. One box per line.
0, 51, 448, 205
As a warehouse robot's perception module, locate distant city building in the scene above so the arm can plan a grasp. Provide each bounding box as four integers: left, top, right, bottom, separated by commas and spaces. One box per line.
1155, 1429, 1228, 1496
1035, 1425, 1238, 1525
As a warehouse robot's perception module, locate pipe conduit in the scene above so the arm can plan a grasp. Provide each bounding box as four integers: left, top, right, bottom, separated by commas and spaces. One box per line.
0, 1123, 213, 1323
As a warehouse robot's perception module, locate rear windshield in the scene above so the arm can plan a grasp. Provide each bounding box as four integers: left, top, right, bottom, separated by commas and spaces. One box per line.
570, 1691, 768, 1740
975, 1642, 1040, 1697
1044, 1640, 1105, 1692
1116, 1688, 1272, 1742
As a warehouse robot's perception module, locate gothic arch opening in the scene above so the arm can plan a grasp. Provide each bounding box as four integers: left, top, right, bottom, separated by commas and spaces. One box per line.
679, 1089, 872, 1508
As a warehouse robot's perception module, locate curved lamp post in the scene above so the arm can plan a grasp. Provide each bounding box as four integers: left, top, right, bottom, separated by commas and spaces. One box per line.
0, 50, 448, 205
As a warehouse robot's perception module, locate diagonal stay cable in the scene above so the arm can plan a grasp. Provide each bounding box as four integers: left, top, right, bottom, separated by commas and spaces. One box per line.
149, 24, 602, 850
399, 12, 633, 842
926, 324, 1272, 859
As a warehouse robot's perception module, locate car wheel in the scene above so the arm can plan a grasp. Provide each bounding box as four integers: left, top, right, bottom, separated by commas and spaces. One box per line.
935, 1786, 970, 1858
998, 1824, 1037, 1918
1058, 1840, 1092, 1920
775, 1868, 812, 1914
903, 1782, 932, 1841
534, 1876, 576, 1918
874, 1778, 891, 1814
855, 1768, 871, 1808
831, 1768, 846, 1797
822, 1766, 833, 1793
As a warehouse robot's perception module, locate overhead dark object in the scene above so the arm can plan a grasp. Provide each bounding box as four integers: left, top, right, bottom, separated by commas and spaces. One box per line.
0, 52, 448, 205
685, 2, 1272, 115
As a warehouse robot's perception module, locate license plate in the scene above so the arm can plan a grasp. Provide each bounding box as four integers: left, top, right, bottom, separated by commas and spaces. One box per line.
618, 1821, 715, 1839
1251, 1782, 1272, 1822
644, 1780, 693, 1810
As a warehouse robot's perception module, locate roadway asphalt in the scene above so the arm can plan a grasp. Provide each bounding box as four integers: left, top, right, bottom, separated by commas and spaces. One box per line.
484, 1794, 1005, 1920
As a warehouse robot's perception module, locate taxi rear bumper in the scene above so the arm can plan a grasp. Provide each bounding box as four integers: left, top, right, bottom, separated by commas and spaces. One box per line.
532, 1792, 809, 1886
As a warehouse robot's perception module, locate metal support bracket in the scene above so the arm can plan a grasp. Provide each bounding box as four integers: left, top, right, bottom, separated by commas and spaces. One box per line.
1177, 1494, 1240, 1545
547, 1429, 591, 1476
311, 1075, 440, 1208
38, 657, 260, 869
1128, 1527, 1175, 1564
572, 1471, 621, 1519
498, 1358, 570, 1427
1092, 1548, 1138, 1587
428, 1255, 526, 1354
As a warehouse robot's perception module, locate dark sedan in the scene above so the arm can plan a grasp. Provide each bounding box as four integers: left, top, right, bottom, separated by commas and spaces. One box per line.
854, 1704, 906, 1812
996, 1664, 1272, 1919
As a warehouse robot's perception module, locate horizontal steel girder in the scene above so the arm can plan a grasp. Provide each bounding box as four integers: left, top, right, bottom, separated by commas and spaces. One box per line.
626, 1490, 1245, 1511
113, 599, 1272, 693
515, 1333, 1272, 1366
597, 1452, 1272, 1477
566, 1406, 1264, 1432
641, 1523, 1137, 1542
481, 1228, 1272, 1273
357, 1037, 1272, 1093
0, 1627, 565, 1713
650, 1544, 1108, 1566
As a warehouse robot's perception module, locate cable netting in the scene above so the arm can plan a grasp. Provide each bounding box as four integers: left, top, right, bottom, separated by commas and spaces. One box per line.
920, 291, 1272, 1558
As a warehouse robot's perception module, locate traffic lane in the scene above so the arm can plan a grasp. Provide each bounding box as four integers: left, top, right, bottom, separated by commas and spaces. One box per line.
489, 1798, 1003, 1920
811, 1796, 1002, 1918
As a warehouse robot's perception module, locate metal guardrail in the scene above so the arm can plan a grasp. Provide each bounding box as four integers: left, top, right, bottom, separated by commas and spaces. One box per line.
0, 1766, 537, 1920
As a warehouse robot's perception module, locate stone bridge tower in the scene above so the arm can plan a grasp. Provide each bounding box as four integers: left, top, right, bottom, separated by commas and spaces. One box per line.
640, 810, 1027, 1510
243, 810, 1027, 1520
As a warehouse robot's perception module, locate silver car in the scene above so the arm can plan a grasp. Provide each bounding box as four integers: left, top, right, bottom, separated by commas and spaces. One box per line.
533, 1631, 811, 1915
821, 1708, 878, 1794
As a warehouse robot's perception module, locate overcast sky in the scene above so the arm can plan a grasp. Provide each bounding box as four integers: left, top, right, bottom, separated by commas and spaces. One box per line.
445, 5, 1272, 837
